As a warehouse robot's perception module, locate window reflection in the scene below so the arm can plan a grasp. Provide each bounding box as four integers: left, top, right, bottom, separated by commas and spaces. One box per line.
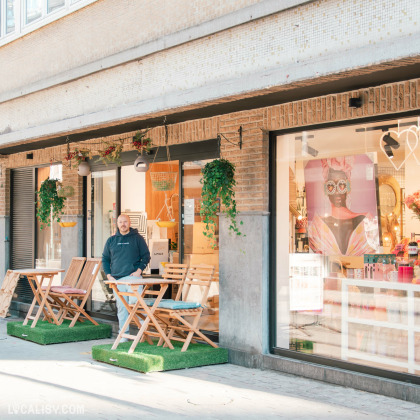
6, 0, 15, 33
47, 0, 64, 13
26, 0, 42, 24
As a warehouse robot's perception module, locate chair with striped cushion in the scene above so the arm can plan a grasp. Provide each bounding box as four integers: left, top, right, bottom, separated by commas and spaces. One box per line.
42, 257, 86, 322
46, 258, 102, 327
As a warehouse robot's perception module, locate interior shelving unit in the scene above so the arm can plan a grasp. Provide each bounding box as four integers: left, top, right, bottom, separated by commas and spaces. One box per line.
341, 278, 420, 374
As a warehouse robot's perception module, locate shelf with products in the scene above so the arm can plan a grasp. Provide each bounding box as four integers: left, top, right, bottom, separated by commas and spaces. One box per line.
341, 277, 420, 374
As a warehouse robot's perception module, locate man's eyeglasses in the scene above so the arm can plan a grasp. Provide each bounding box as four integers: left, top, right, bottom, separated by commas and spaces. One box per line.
324, 179, 351, 195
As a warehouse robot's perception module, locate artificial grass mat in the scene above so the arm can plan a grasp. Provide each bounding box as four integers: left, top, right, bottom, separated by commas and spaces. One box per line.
7, 320, 112, 345
92, 340, 228, 373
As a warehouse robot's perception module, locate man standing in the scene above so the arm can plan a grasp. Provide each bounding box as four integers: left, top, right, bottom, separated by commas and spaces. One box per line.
102, 214, 150, 339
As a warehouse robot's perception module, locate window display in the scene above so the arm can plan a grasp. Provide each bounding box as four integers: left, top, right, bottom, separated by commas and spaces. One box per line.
305, 154, 380, 256
275, 116, 420, 378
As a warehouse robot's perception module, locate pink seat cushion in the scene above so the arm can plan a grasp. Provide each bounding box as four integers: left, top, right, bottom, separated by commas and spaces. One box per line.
50, 286, 87, 294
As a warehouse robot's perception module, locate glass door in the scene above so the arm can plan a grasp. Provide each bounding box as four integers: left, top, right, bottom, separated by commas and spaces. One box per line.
182, 159, 219, 333
87, 169, 117, 314
35, 164, 62, 285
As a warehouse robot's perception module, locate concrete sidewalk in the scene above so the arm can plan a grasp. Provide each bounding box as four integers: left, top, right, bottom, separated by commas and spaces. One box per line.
0, 317, 418, 419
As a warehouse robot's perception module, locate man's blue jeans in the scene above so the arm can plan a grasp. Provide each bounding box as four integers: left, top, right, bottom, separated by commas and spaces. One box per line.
115, 282, 143, 334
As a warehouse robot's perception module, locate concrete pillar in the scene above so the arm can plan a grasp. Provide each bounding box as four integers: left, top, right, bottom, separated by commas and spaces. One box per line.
219, 211, 270, 356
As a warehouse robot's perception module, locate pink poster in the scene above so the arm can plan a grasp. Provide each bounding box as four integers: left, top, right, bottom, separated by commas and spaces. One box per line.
304, 154, 380, 256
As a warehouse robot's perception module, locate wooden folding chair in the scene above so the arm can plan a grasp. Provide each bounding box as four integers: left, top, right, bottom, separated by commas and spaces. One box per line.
42, 257, 86, 322
46, 258, 102, 327
134, 263, 189, 343
145, 264, 218, 352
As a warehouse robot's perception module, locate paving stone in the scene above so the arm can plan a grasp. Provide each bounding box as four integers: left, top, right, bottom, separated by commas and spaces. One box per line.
0, 318, 418, 419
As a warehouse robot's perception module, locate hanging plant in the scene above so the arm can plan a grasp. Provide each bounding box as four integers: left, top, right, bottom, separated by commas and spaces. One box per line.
132, 129, 153, 154
97, 139, 124, 165
200, 158, 243, 245
36, 178, 66, 229
64, 149, 90, 167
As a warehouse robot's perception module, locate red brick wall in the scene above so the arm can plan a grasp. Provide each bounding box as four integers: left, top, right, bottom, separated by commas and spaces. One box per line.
2, 78, 420, 217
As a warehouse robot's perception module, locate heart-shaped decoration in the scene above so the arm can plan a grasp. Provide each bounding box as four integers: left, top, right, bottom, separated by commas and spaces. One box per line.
379, 128, 418, 171
405, 125, 420, 165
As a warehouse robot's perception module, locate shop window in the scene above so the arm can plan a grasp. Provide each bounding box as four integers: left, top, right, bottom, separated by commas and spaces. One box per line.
181, 160, 219, 333
275, 116, 420, 377
144, 161, 179, 274
87, 168, 117, 313
35, 164, 62, 284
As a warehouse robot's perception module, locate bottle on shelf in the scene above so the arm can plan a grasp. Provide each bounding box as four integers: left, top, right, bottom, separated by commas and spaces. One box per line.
408, 233, 418, 267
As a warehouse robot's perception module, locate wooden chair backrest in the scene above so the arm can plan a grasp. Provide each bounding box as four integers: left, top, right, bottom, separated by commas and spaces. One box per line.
183, 264, 215, 306
162, 263, 188, 301
62, 257, 86, 287
75, 258, 102, 293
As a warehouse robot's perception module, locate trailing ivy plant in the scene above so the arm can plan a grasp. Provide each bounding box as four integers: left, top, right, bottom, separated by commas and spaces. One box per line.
36, 178, 66, 229
200, 158, 243, 246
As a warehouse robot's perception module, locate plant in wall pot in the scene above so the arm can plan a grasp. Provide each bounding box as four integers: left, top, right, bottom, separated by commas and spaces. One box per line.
200, 158, 244, 246
36, 178, 66, 229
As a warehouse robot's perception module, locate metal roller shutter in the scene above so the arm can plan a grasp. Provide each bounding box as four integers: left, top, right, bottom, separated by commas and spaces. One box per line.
11, 168, 35, 303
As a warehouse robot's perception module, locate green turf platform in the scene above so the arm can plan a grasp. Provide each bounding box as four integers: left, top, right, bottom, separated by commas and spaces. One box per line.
7, 320, 112, 345
92, 341, 228, 373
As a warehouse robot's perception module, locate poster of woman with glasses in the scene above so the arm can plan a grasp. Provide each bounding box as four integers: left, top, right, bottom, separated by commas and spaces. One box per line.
305, 154, 380, 256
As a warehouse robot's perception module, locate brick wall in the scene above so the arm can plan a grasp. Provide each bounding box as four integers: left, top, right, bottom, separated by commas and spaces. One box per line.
2, 77, 420, 217
264, 80, 420, 129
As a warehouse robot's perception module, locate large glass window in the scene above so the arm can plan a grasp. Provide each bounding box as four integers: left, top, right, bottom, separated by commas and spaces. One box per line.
275, 115, 420, 378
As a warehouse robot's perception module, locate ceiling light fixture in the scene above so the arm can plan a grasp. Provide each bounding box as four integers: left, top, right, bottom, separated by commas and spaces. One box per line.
382, 132, 400, 149
384, 145, 394, 159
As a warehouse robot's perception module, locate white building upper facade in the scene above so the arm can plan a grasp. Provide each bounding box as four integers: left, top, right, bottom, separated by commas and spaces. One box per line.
0, 0, 419, 148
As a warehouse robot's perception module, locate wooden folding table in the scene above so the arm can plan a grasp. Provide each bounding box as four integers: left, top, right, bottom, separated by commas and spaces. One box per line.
106, 278, 176, 354
14, 268, 65, 328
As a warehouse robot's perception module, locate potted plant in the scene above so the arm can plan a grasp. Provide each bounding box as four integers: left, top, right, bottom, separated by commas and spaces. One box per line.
36, 178, 66, 229
200, 158, 244, 245
97, 139, 124, 165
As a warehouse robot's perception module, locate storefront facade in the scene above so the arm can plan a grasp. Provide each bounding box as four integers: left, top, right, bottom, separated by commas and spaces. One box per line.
0, 0, 419, 402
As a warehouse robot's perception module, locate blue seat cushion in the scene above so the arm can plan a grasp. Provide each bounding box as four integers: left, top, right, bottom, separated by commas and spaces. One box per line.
143, 298, 201, 310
